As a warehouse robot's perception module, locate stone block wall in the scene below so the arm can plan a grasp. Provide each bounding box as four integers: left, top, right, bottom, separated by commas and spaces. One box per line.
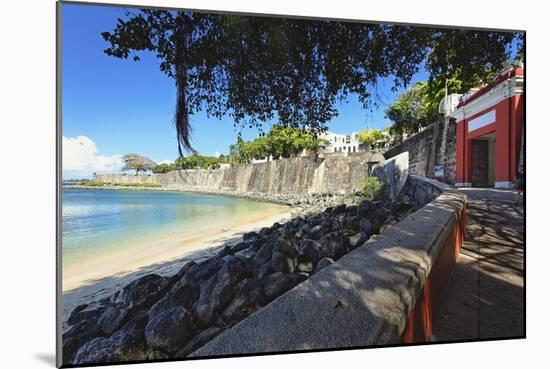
384, 118, 456, 185
95, 153, 379, 195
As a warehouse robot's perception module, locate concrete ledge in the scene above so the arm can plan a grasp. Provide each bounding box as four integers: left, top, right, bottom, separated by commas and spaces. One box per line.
191, 176, 466, 357
495, 181, 514, 189
455, 182, 472, 188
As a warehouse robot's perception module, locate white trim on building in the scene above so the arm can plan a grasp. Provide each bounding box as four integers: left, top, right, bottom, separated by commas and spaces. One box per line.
467, 109, 496, 132
450, 75, 524, 123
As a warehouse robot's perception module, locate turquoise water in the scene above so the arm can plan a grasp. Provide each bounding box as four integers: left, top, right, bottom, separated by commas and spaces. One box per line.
62, 188, 283, 267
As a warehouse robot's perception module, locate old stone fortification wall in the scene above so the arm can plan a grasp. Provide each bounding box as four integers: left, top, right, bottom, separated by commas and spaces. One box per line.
96, 153, 377, 194
383, 118, 456, 185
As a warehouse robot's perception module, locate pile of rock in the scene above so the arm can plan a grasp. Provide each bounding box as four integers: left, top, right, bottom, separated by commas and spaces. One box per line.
63, 198, 415, 365
272, 192, 367, 216
181, 188, 367, 216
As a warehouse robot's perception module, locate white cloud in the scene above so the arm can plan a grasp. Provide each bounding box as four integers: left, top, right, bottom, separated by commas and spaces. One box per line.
157, 159, 173, 165
62, 136, 123, 178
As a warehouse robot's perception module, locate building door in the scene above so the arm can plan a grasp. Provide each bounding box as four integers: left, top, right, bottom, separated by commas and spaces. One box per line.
471, 139, 489, 187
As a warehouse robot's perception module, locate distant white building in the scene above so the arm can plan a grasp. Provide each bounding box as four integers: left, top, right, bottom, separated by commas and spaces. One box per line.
250, 155, 274, 164
250, 129, 391, 163
319, 131, 362, 154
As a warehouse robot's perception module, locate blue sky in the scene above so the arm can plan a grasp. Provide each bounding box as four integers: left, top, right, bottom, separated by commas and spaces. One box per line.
62, 3, 428, 177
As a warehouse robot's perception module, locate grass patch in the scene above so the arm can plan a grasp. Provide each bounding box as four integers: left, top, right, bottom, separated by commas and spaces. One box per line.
80, 181, 110, 186
78, 181, 162, 188
112, 182, 162, 188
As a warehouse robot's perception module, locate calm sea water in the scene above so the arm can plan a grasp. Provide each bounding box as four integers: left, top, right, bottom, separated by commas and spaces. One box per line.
62, 188, 282, 267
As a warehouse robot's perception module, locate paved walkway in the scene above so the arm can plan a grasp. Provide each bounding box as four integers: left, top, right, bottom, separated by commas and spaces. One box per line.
432, 188, 525, 341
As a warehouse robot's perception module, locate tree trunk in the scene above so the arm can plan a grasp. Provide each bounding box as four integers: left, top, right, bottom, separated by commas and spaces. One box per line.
174, 12, 192, 156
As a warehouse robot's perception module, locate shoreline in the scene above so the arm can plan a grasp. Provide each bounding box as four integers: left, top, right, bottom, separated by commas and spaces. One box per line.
63, 184, 299, 207
63, 183, 362, 209
61, 205, 292, 329
62, 205, 292, 292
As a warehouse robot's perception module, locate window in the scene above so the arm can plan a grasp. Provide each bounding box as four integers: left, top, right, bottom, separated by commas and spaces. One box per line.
334, 147, 337, 152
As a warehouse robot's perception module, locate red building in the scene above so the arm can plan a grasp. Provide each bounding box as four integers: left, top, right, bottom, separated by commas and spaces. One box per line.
450, 67, 524, 188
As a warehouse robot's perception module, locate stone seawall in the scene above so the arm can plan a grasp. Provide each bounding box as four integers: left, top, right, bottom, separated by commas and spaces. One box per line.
96, 153, 378, 195
383, 118, 456, 185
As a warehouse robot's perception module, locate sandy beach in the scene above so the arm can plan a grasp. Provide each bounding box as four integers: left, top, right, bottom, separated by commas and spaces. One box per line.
61, 206, 292, 328
63, 205, 292, 292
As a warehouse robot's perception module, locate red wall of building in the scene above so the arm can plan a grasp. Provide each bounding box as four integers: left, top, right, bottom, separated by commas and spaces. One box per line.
495, 98, 512, 183
510, 95, 525, 181
401, 207, 466, 343
455, 95, 523, 185
454, 67, 524, 187
456, 121, 466, 184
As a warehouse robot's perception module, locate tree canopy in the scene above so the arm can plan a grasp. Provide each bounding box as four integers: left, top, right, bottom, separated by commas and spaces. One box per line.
152, 154, 228, 172
357, 128, 386, 146
152, 162, 177, 173
384, 77, 466, 135
175, 154, 222, 170
122, 153, 157, 174
102, 9, 523, 153
233, 125, 328, 163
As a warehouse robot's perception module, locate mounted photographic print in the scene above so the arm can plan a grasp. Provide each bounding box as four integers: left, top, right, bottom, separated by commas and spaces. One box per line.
57, 0, 526, 367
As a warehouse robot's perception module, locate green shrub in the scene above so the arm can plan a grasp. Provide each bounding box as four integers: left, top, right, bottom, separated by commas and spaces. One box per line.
361, 177, 389, 202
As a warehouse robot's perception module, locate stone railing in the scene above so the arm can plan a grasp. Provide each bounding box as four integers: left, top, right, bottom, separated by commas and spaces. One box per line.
190, 175, 466, 356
